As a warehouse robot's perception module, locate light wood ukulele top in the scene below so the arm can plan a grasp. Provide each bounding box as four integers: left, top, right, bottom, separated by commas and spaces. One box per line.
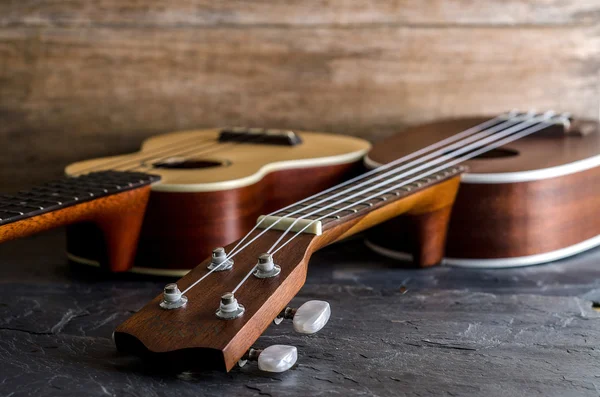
66, 129, 371, 192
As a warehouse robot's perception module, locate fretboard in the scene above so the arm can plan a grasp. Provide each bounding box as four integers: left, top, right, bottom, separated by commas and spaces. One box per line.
258, 165, 466, 234
0, 171, 160, 226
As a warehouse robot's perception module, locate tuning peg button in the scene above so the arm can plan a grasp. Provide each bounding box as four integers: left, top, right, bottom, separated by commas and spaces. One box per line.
239, 345, 298, 373
274, 300, 331, 334
259, 345, 298, 372
294, 300, 331, 334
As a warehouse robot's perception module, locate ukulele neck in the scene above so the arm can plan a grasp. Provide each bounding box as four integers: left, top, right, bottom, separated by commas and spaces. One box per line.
258, 165, 465, 238
0, 171, 160, 271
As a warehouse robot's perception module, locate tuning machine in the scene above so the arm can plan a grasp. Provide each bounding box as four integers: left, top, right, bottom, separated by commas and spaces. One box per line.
215, 292, 245, 319
238, 345, 298, 373
159, 283, 187, 309
207, 247, 234, 271
274, 300, 331, 334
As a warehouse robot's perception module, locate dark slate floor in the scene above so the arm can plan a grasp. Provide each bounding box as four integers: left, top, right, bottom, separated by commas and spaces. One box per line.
2, 230, 600, 397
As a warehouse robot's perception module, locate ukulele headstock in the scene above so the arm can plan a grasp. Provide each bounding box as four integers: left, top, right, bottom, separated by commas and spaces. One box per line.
114, 164, 467, 372
114, 229, 322, 372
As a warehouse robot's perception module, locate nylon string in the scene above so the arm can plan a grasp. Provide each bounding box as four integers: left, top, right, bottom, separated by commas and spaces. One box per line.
179, 112, 513, 295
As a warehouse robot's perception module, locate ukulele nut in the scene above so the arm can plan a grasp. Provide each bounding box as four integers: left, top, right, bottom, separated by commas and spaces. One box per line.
159, 283, 188, 310
216, 292, 245, 320
207, 247, 234, 271
253, 253, 281, 279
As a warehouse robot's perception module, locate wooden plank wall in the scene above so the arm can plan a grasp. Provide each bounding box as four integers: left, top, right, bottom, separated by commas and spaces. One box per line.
1, 1, 599, 190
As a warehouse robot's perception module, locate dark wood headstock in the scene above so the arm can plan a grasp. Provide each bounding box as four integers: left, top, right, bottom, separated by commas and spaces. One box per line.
115, 230, 316, 371
114, 173, 463, 371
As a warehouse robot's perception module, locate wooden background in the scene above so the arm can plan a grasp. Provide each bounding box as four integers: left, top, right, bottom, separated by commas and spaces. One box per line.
1, 1, 600, 191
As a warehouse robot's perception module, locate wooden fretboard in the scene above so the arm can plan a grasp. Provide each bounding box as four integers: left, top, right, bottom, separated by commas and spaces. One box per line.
258, 165, 466, 234
0, 171, 160, 226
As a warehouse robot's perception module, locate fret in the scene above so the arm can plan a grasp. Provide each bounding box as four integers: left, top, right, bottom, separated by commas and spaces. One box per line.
0, 171, 160, 226
0, 205, 41, 214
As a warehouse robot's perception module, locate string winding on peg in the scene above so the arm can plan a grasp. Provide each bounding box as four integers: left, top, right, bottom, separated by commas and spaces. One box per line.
159, 283, 187, 310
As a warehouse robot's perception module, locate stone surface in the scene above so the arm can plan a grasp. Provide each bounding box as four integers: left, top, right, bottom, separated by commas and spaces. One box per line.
1, 231, 600, 396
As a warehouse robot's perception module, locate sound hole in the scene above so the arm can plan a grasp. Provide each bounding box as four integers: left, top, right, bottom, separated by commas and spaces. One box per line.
152, 158, 228, 169
471, 148, 519, 159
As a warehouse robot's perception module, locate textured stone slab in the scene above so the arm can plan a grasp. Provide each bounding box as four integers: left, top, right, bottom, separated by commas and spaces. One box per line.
1, 231, 600, 396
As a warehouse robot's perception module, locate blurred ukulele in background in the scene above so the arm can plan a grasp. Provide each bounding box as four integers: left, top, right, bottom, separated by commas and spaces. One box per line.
0, 128, 370, 275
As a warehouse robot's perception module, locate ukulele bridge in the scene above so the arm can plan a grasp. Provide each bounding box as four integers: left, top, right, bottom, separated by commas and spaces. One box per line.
219, 127, 303, 146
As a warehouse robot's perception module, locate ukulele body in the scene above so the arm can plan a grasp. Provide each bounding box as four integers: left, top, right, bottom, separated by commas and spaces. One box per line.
64, 129, 370, 275
365, 117, 600, 268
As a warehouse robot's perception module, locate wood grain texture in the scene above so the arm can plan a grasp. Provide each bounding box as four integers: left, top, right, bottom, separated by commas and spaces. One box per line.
445, 166, 600, 259
2, 1, 599, 27
1, 1, 600, 192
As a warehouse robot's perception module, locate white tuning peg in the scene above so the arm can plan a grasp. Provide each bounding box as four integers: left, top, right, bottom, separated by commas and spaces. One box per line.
274, 300, 331, 334
238, 345, 298, 373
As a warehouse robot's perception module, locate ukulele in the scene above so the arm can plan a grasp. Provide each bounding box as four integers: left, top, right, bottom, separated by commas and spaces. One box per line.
114, 111, 589, 373
0, 128, 370, 274
365, 113, 600, 267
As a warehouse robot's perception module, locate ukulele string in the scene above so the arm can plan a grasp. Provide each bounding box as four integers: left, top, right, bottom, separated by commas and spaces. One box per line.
74, 128, 266, 174
267, 112, 562, 257
223, 113, 518, 256
185, 111, 555, 296
228, 111, 562, 294
227, 110, 532, 260
71, 134, 216, 175
218, 114, 513, 261
130, 135, 278, 296
261, 113, 539, 254
179, 114, 511, 295
122, 141, 226, 171
123, 128, 276, 172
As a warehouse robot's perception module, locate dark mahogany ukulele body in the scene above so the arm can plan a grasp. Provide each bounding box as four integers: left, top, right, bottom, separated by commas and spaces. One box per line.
365, 117, 600, 267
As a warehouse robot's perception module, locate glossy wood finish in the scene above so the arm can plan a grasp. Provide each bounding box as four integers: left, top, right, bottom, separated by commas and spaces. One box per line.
367, 118, 600, 175
445, 166, 600, 259
66, 162, 362, 272
114, 176, 462, 371
62, 128, 369, 274
0, 186, 152, 272
367, 206, 454, 267
65, 129, 370, 189
366, 117, 600, 263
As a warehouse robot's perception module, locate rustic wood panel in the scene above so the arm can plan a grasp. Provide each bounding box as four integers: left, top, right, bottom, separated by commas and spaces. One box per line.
1, 1, 599, 191
1, 26, 597, 136
1, 0, 599, 27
